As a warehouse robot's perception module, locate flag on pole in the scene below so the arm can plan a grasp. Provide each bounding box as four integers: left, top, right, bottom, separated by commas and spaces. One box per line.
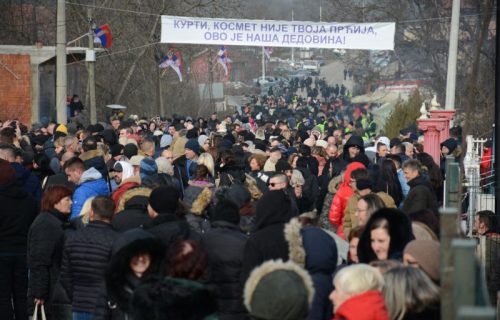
159, 49, 183, 82
264, 47, 273, 60
217, 46, 231, 77
93, 24, 112, 48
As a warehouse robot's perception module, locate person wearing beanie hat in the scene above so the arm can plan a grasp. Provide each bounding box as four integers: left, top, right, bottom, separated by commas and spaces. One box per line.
240, 190, 294, 283
201, 199, 248, 319
139, 158, 158, 181
173, 139, 199, 188
159, 134, 173, 149
198, 135, 209, 152
56, 124, 68, 135
185, 139, 200, 155
244, 259, 314, 320
144, 186, 197, 246
403, 240, 440, 282
123, 143, 138, 160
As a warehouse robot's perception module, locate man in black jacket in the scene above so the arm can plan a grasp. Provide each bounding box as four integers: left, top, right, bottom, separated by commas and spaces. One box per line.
402, 159, 439, 215
144, 186, 200, 247
60, 196, 119, 319
240, 190, 293, 284
0, 159, 37, 320
201, 200, 248, 319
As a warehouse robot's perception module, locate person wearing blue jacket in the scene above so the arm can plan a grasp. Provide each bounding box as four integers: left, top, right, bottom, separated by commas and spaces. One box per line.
64, 157, 110, 219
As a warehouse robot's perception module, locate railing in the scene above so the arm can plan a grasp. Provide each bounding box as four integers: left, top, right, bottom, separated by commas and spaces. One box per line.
441, 150, 497, 319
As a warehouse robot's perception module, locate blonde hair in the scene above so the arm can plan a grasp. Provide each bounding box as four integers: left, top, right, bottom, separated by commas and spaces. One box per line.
383, 267, 439, 320
334, 264, 384, 295
197, 152, 215, 177
79, 196, 95, 225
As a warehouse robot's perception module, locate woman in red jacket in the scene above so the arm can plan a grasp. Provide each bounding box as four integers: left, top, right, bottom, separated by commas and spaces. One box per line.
328, 162, 366, 239
330, 264, 389, 320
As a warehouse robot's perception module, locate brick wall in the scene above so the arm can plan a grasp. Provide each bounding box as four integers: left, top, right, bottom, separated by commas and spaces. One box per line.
0, 54, 32, 125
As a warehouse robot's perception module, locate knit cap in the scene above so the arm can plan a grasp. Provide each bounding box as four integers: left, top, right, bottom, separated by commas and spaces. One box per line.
149, 186, 180, 214
185, 139, 200, 155
404, 240, 440, 281
140, 158, 158, 180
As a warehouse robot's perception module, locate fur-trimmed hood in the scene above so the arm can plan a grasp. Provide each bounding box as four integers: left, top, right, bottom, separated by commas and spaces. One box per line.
183, 182, 214, 216
79, 149, 104, 162
106, 229, 166, 313
285, 218, 338, 274
243, 259, 314, 320
358, 208, 415, 263
116, 187, 152, 212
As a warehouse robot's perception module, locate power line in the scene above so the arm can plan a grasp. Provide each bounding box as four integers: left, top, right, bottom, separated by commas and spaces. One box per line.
95, 42, 161, 59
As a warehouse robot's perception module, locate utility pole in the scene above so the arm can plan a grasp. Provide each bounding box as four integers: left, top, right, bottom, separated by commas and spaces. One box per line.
444, 0, 461, 110
56, 0, 67, 124
87, 2, 97, 123
291, 9, 295, 62
261, 47, 265, 80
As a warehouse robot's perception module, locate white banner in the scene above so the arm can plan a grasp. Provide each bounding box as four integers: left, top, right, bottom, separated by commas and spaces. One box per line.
161, 16, 395, 50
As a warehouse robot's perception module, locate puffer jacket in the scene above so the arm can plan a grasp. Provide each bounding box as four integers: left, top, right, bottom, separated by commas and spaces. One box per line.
111, 175, 141, 211
328, 162, 365, 239
183, 180, 214, 234
71, 167, 110, 219
285, 218, 338, 320
27, 210, 69, 311
60, 221, 119, 313
202, 221, 248, 319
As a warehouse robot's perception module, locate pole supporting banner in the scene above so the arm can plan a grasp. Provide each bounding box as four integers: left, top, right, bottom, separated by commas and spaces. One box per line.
161, 16, 395, 51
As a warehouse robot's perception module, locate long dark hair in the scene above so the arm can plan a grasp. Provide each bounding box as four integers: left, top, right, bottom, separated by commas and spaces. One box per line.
374, 159, 403, 206
416, 153, 443, 192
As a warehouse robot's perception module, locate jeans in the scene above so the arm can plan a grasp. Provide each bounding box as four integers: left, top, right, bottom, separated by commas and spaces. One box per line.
73, 311, 94, 320
0, 254, 28, 320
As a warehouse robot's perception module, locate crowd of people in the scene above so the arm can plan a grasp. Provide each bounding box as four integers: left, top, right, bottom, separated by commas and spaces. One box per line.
0, 86, 497, 320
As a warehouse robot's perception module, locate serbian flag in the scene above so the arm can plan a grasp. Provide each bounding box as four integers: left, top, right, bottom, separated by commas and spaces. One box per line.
217, 46, 231, 77
264, 47, 273, 60
159, 49, 183, 82
93, 24, 112, 48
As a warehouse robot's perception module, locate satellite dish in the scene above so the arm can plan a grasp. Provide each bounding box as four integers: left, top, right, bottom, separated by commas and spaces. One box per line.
106, 104, 127, 109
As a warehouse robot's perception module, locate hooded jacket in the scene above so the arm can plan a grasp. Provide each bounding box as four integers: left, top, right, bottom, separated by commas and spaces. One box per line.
357, 208, 415, 264
111, 162, 140, 211
328, 162, 366, 239
402, 175, 439, 215
71, 167, 110, 219
333, 290, 389, 320
342, 135, 371, 167
112, 187, 152, 233
240, 190, 293, 284
183, 181, 214, 234
94, 229, 165, 320
80, 149, 109, 182
142, 213, 201, 247
285, 218, 337, 320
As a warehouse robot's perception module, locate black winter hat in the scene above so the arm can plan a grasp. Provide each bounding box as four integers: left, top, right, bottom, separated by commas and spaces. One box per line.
123, 143, 138, 159
356, 178, 373, 191
275, 159, 292, 173
149, 186, 180, 214
212, 199, 240, 225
